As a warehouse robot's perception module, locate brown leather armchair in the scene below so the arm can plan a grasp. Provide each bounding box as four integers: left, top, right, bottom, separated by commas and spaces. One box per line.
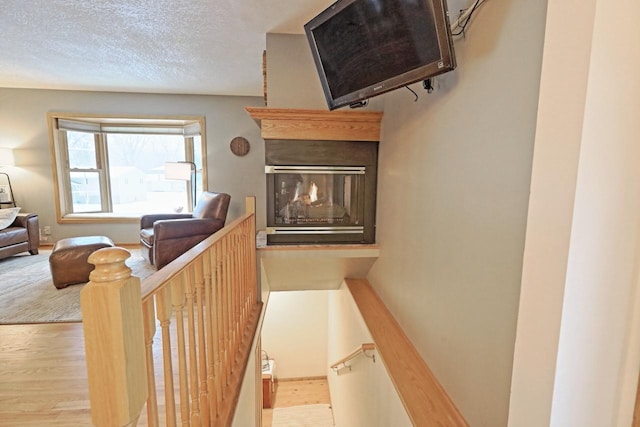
0, 213, 39, 260
140, 191, 231, 269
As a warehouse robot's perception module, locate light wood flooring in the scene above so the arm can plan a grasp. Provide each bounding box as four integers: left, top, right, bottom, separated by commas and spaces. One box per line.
0, 322, 92, 426
0, 322, 332, 426
262, 378, 331, 427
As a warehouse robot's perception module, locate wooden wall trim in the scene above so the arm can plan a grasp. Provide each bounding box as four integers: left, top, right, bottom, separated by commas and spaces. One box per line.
345, 278, 468, 426
245, 107, 382, 141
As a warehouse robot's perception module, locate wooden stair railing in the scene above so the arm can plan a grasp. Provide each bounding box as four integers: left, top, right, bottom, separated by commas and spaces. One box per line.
81, 197, 260, 427
345, 278, 468, 426
330, 343, 376, 373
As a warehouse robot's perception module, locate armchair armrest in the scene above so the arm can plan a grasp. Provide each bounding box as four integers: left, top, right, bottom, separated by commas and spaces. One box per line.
12, 212, 37, 228
141, 213, 193, 229
11, 213, 39, 254
154, 218, 225, 241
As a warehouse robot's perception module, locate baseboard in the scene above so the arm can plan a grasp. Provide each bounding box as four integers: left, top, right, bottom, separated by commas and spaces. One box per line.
276, 376, 327, 383
37, 242, 140, 249
115, 243, 142, 249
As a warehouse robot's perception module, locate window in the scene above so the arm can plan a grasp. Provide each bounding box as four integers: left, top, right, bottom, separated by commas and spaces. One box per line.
48, 113, 207, 222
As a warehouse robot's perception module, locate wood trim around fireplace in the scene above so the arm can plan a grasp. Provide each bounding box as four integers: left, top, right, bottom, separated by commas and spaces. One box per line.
245, 107, 382, 142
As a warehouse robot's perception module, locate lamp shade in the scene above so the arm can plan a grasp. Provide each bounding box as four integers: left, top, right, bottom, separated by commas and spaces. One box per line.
0, 148, 14, 166
164, 162, 193, 180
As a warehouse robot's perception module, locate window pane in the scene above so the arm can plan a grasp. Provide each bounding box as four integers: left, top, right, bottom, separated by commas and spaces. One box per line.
67, 132, 97, 169
106, 134, 189, 214
70, 171, 102, 212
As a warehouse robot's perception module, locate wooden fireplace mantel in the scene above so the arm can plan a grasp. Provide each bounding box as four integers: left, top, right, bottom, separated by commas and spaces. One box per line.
245, 107, 383, 142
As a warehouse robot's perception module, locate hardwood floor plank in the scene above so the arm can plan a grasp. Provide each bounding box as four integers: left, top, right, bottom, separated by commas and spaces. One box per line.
262, 378, 332, 427
273, 378, 331, 408
0, 323, 92, 426
1, 322, 335, 426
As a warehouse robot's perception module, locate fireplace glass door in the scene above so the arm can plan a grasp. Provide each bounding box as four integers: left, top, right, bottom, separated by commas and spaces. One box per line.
266, 166, 366, 243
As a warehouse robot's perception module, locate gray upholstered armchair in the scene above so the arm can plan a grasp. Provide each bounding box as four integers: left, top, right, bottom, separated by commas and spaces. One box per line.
140, 191, 231, 269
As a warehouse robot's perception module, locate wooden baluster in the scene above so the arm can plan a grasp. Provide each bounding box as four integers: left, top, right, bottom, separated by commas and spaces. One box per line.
233, 232, 241, 350
193, 257, 210, 426
241, 231, 247, 332
183, 266, 202, 427
248, 197, 258, 305
156, 285, 177, 427
223, 236, 232, 385
215, 240, 226, 403
228, 235, 236, 365
227, 234, 237, 359
171, 275, 191, 426
142, 300, 160, 427
206, 245, 221, 421
234, 233, 241, 353
80, 247, 147, 427
242, 222, 250, 323
236, 230, 245, 329
245, 222, 251, 321
239, 231, 246, 340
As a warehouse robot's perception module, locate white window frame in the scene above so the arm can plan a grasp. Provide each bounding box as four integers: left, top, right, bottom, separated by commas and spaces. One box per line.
47, 112, 208, 223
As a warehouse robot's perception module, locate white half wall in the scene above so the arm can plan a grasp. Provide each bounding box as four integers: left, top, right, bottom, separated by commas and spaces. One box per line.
327, 283, 411, 427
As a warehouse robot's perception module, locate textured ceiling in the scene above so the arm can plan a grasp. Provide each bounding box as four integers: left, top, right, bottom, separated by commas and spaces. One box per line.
0, 0, 333, 96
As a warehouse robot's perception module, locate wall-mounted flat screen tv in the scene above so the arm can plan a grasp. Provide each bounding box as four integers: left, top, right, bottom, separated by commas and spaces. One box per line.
304, 0, 456, 110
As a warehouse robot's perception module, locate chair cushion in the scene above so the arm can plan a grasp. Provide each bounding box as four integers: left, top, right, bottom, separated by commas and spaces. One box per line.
0, 226, 28, 247
140, 227, 154, 246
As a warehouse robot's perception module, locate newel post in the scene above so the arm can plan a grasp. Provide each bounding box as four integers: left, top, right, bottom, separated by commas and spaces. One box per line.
80, 247, 148, 427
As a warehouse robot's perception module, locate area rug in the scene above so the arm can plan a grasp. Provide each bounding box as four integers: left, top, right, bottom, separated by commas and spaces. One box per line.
271, 404, 335, 427
0, 247, 156, 324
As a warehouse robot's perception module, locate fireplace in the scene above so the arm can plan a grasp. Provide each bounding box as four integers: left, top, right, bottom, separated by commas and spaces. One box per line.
246, 107, 382, 246
265, 139, 378, 245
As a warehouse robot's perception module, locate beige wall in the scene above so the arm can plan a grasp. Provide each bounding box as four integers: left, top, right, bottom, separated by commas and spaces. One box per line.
260, 290, 329, 379
265, 33, 384, 111
0, 88, 265, 244
368, 0, 546, 424
266, 0, 547, 425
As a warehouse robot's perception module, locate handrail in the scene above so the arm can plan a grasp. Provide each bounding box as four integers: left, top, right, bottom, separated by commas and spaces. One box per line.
345, 278, 468, 427
81, 197, 260, 427
330, 343, 376, 372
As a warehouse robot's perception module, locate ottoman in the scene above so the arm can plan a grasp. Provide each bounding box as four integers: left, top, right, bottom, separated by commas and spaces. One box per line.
49, 236, 114, 289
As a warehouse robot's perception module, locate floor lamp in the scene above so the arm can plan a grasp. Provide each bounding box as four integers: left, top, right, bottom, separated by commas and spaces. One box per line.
0, 148, 15, 207
164, 161, 196, 210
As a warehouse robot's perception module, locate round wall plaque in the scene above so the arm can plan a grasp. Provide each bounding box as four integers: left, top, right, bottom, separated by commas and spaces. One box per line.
230, 136, 250, 157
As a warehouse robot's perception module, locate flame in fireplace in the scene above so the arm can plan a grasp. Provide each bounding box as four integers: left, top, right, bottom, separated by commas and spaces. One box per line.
309, 182, 318, 203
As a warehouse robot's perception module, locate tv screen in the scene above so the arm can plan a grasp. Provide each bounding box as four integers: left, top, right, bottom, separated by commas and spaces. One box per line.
304, 0, 456, 110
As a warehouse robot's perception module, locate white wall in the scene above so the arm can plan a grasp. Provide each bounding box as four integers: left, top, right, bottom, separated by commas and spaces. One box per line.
327, 283, 411, 427
0, 88, 266, 244
510, 0, 640, 425
232, 334, 261, 427
507, 0, 596, 424
260, 290, 329, 378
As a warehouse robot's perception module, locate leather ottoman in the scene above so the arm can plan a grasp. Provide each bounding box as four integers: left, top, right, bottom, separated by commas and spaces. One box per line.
49, 236, 114, 289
